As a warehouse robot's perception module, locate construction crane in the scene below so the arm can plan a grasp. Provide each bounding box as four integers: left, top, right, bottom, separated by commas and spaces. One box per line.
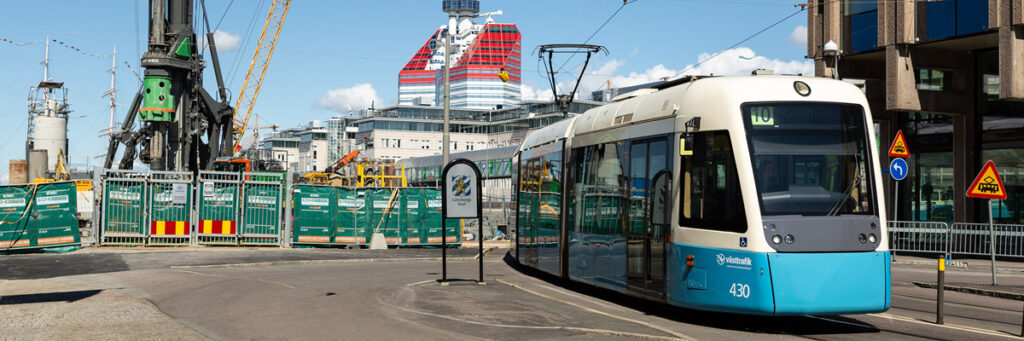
231, 0, 292, 155
104, 0, 235, 172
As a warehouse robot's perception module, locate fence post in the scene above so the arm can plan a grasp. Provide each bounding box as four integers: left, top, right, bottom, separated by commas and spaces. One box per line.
945, 222, 952, 265
92, 166, 103, 247
283, 170, 293, 248
937, 258, 945, 324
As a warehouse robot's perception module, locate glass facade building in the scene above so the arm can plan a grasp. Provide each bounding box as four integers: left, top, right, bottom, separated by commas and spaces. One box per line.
809, 0, 1024, 224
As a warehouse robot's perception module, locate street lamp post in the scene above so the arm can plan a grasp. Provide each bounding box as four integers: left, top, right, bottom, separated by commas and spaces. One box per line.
442, 33, 451, 167
823, 40, 840, 80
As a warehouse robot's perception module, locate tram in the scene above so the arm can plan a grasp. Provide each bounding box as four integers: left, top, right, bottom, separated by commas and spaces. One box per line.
513, 75, 889, 315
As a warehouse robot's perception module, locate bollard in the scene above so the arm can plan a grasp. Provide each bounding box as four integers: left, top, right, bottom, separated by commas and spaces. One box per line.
937, 258, 945, 325
1020, 301, 1023, 337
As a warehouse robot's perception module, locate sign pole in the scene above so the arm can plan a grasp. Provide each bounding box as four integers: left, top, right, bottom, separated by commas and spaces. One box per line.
892, 183, 898, 258
442, 206, 447, 282
989, 199, 997, 286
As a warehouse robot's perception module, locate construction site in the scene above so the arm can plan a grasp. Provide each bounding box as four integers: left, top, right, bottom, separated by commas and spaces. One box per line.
1, 0, 528, 251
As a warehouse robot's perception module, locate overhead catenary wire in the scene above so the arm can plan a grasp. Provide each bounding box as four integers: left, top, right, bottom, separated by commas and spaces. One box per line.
550, 0, 638, 85
668, 6, 805, 80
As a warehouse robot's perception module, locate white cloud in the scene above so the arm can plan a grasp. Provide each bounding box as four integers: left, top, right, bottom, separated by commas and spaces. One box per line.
788, 25, 807, 47
200, 30, 241, 52
316, 83, 381, 113
521, 83, 552, 101
527, 47, 814, 100
679, 47, 813, 77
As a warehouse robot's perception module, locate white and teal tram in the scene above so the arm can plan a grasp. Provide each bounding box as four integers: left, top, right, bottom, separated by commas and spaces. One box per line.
513, 75, 890, 315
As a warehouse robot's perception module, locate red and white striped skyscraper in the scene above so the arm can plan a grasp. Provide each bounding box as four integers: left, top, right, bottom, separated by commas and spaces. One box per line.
398, 0, 521, 109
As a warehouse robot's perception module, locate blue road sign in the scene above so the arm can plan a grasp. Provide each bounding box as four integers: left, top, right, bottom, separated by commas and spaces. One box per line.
890, 158, 908, 181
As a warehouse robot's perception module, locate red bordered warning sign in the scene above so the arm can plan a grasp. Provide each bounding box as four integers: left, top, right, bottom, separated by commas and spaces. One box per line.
967, 161, 1007, 200
888, 130, 910, 158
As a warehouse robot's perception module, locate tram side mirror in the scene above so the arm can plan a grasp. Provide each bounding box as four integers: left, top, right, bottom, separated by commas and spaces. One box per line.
680, 134, 694, 157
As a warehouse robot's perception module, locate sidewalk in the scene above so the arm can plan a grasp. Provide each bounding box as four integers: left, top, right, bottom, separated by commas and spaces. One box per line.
892, 254, 1024, 301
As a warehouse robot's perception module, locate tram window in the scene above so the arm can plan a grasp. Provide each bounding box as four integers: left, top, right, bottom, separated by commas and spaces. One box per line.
679, 131, 747, 233
569, 143, 625, 236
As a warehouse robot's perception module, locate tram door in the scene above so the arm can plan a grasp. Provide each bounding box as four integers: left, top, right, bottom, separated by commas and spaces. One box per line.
627, 138, 669, 297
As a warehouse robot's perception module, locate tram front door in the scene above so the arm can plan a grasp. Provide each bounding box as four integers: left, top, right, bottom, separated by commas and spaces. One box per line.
627, 137, 669, 298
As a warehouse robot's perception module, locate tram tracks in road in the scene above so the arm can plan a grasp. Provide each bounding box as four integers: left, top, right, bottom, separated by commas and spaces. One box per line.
891, 291, 1023, 325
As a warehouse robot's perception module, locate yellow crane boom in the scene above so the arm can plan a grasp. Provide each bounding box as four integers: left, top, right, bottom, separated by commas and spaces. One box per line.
231, 0, 292, 153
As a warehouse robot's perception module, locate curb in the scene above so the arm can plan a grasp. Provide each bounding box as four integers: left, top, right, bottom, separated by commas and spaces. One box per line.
171, 256, 481, 269
893, 259, 969, 269
171, 247, 502, 269
911, 281, 1024, 301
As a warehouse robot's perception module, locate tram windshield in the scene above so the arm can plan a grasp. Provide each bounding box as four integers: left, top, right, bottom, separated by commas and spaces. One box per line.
742, 103, 875, 216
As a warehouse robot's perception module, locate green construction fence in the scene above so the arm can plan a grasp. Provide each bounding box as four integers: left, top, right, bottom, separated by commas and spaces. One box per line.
1, 182, 81, 252
291, 186, 460, 248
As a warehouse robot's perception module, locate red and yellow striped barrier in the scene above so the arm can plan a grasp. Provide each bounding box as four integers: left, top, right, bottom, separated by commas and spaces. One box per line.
150, 221, 190, 236
199, 220, 236, 235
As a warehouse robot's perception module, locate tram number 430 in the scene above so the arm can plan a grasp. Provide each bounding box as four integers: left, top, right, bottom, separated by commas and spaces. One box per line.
729, 283, 751, 298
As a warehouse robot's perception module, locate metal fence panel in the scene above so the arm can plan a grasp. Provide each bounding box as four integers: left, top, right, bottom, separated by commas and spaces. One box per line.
148, 171, 193, 246
404, 188, 425, 245
334, 188, 364, 245
240, 173, 284, 246
292, 185, 335, 245
950, 223, 1024, 259
887, 220, 950, 257
101, 170, 148, 246
33, 182, 81, 248
0, 184, 35, 249
197, 171, 241, 245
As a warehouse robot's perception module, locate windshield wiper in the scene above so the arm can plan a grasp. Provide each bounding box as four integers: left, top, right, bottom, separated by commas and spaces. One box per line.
826, 155, 861, 216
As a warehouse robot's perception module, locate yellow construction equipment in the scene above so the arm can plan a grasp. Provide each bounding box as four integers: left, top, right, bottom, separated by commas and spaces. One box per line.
231, 0, 292, 153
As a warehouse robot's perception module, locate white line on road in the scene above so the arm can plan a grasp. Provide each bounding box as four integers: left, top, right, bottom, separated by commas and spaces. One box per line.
495, 279, 696, 341
172, 269, 296, 289
867, 312, 1022, 339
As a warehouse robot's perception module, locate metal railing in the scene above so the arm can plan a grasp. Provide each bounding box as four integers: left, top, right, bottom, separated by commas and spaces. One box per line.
888, 220, 1024, 260
950, 222, 1024, 259
888, 220, 950, 258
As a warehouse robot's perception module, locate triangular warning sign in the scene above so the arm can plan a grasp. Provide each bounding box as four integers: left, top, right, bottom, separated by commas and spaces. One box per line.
888, 130, 910, 157
967, 161, 1007, 200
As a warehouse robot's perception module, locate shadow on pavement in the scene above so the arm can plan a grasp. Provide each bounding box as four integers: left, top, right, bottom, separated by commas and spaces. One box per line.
501, 251, 882, 337
0, 289, 104, 305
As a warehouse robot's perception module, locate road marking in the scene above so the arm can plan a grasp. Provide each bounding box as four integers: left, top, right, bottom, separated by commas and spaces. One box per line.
172, 269, 296, 289
868, 312, 1021, 339
405, 279, 435, 287
496, 279, 696, 341
377, 290, 683, 341
804, 315, 876, 330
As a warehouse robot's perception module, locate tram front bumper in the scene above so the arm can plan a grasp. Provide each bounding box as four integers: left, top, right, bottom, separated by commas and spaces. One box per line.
767, 251, 891, 315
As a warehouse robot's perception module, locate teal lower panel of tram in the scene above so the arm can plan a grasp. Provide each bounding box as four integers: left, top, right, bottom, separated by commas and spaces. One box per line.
666, 243, 891, 316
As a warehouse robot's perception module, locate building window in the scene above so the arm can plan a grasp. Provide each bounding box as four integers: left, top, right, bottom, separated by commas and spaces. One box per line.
916, 69, 951, 91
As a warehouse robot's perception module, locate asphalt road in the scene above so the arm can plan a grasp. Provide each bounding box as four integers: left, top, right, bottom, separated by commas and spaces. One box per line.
2, 248, 1023, 340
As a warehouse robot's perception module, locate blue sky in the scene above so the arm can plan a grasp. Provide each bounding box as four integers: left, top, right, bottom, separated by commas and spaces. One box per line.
0, 0, 810, 181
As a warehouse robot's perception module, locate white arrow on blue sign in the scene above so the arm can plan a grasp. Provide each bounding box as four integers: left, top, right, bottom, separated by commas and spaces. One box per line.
890, 158, 908, 181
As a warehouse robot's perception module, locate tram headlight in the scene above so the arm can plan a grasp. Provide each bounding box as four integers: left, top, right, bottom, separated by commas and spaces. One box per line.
858, 234, 868, 243
772, 235, 782, 244
868, 234, 877, 243
784, 234, 794, 244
